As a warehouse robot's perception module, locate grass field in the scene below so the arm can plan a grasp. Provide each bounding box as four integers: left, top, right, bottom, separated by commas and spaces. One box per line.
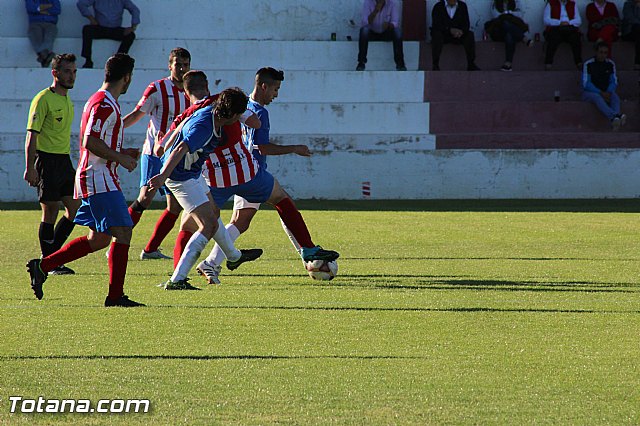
1, 201, 639, 425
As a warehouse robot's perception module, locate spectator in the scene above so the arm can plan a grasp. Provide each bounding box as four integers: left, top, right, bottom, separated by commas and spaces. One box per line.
485, 0, 532, 71
582, 41, 626, 131
25, 0, 61, 67
586, 0, 620, 55
430, 0, 480, 71
622, 0, 640, 70
543, 0, 583, 70
356, 0, 406, 71
76, 0, 140, 69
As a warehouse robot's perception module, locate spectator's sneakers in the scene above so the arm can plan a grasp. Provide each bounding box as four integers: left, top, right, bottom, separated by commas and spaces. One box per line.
611, 116, 622, 131
467, 63, 481, 71
356, 63, 365, 71
501, 64, 513, 72
396, 64, 407, 71
83, 60, 94, 69
104, 294, 146, 307
619, 114, 627, 128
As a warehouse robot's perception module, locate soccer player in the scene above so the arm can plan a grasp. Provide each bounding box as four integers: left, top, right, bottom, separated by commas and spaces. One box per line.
24, 53, 80, 276
27, 53, 145, 307
122, 47, 191, 260
195, 67, 340, 285
148, 74, 262, 290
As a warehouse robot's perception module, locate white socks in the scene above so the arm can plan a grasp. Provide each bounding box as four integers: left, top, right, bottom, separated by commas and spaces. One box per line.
212, 218, 241, 262
280, 218, 301, 253
171, 231, 209, 282
206, 223, 240, 265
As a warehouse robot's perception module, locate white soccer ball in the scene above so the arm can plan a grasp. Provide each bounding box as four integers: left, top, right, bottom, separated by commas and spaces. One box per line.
305, 259, 338, 281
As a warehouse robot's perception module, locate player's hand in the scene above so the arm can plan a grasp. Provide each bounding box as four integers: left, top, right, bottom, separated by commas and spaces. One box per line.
148, 174, 166, 191
294, 145, 312, 157
121, 147, 140, 160
118, 154, 137, 172
24, 168, 39, 187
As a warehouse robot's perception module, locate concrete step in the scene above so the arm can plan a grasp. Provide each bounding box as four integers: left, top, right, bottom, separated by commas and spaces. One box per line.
424, 70, 640, 102
429, 100, 640, 133
1, 37, 420, 71
419, 40, 639, 72
435, 132, 640, 149
0, 68, 426, 103
2, 100, 430, 135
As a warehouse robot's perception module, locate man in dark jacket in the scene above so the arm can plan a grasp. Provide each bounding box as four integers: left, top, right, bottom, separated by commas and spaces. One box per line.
25, 0, 61, 67
582, 42, 626, 131
430, 0, 480, 71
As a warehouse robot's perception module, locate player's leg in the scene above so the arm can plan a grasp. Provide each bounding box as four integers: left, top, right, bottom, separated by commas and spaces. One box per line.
266, 178, 339, 262
141, 191, 182, 260
197, 196, 259, 284
106, 224, 143, 307
129, 154, 162, 226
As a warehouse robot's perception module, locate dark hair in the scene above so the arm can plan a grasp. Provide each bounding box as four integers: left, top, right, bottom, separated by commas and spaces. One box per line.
183, 70, 208, 93
214, 87, 248, 119
104, 53, 135, 83
169, 47, 191, 63
51, 53, 76, 71
595, 41, 609, 51
255, 67, 285, 86
494, 0, 516, 13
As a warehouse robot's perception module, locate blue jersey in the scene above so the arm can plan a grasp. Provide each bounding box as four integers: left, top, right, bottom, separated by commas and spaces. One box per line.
242, 98, 270, 170
162, 105, 219, 181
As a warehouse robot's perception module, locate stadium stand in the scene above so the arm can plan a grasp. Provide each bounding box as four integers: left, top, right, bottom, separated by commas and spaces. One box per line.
0, 0, 638, 200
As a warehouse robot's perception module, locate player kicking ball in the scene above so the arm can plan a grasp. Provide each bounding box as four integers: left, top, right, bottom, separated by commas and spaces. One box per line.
148, 76, 262, 290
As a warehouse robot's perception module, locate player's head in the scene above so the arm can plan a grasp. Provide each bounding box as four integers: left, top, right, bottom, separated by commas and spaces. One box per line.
183, 70, 209, 102
214, 87, 249, 125
51, 53, 77, 90
254, 67, 284, 105
595, 41, 609, 62
168, 47, 191, 83
104, 53, 135, 94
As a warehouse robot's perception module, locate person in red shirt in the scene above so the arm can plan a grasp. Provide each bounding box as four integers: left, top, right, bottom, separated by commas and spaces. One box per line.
586, 0, 620, 56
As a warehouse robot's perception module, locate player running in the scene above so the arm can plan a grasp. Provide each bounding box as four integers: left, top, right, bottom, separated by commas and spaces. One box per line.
27, 54, 144, 307
121, 47, 191, 260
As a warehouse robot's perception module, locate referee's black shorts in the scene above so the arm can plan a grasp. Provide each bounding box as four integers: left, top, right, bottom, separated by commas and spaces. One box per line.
34, 150, 76, 202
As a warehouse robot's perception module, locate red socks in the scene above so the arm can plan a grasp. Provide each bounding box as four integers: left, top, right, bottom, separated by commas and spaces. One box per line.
128, 207, 143, 227
107, 242, 129, 301
40, 236, 93, 273
174, 230, 193, 269
144, 210, 179, 253
274, 198, 314, 248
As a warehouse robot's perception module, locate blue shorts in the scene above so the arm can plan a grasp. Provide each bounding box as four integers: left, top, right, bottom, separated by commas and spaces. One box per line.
139, 154, 168, 196
74, 191, 133, 234
210, 167, 274, 208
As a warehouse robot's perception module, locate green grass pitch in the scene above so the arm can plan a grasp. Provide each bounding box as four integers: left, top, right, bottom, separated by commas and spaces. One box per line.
0, 200, 639, 425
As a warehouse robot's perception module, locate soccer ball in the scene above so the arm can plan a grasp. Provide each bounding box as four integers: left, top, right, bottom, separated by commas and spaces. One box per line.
305, 259, 338, 281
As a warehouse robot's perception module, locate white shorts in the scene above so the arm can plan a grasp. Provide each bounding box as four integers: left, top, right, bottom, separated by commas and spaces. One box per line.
166, 176, 210, 214
233, 195, 261, 211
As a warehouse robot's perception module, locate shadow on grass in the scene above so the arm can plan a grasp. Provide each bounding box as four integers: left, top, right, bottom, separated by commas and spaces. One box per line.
0, 354, 425, 361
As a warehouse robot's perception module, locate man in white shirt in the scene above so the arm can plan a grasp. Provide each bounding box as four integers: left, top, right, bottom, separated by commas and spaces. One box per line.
543, 0, 583, 70
356, 0, 406, 71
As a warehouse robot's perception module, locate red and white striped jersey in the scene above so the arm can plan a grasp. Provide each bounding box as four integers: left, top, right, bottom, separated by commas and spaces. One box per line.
134, 78, 190, 155
74, 90, 124, 198
202, 121, 259, 188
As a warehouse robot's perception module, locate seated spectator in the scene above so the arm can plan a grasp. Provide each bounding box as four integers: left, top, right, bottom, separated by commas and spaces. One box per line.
76, 0, 140, 69
586, 0, 620, 56
582, 41, 626, 131
356, 0, 406, 71
622, 0, 640, 70
543, 0, 583, 70
485, 0, 532, 71
431, 0, 480, 71
25, 0, 61, 67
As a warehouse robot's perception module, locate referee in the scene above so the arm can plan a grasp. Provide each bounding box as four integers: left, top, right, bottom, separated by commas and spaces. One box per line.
24, 53, 80, 275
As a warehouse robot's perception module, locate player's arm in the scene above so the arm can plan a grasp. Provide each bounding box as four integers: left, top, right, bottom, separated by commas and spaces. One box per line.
240, 110, 260, 129
23, 130, 39, 186
148, 141, 190, 190
84, 135, 137, 172
122, 109, 146, 128
154, 118, 188, 156
258, 143, 311, 157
